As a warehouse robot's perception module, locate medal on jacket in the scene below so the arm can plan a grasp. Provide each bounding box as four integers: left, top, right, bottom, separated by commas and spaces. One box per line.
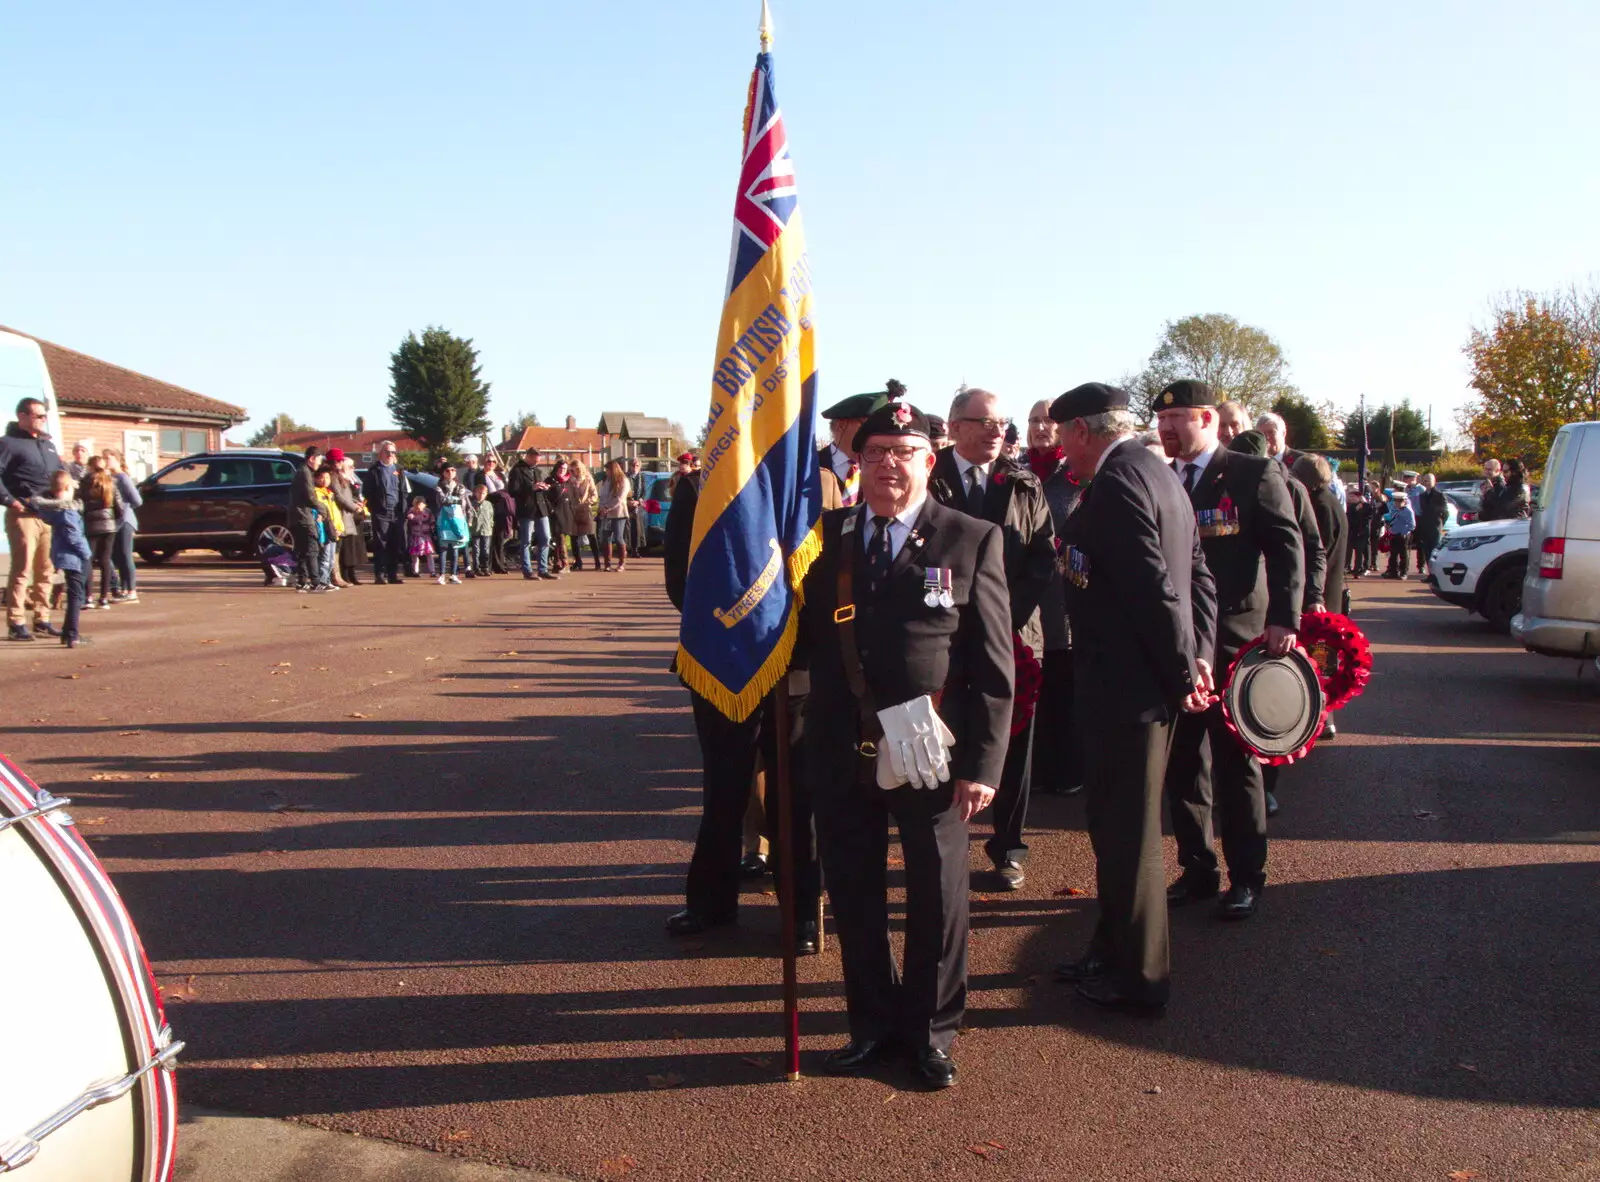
923, 566, 953, 608
1199, 493, 1241, 537
1063, 546, 1090, 589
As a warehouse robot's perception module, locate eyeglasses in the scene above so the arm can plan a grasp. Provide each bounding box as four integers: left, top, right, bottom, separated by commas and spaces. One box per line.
861, 443, 931, 464
956, 416, 1011, 434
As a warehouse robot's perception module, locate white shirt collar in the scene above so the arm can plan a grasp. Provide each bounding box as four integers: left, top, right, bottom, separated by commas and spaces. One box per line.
1094, 435, 1134, 477
861, 497, 926, 559
1176, 444, 1217, 484
953, 450, 992, 485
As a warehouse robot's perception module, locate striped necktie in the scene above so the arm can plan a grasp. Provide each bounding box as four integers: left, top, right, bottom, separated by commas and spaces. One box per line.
841, 460, 860, 507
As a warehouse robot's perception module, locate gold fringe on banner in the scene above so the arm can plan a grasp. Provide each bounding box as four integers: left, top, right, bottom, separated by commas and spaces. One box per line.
676, 518, 822, 722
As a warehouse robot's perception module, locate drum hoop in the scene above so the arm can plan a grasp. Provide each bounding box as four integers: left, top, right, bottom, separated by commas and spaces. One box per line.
0, 757, 179, 1182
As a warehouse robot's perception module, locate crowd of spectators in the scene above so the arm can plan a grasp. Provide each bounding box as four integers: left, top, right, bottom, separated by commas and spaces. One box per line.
277, 442, 657, 590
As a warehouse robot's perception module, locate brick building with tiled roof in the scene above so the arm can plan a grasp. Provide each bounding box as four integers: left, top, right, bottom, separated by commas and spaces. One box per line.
1, 325, 247, 480
271, 428, 425, 464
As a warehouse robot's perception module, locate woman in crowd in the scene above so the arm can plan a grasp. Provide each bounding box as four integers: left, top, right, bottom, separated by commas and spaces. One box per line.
547, 458, 576, 572
597, 459, 631, 572
1293, 454, 1347, 612
78, 456, 125, 609
567, 460, 602, 571
479, 454, 506, 494
103, 448, 142, 602
330, 452, 364, 585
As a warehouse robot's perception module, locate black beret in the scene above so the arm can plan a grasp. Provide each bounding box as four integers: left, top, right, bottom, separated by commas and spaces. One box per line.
852, 399, 932, 453
1049, 382, 1130, 422
1157, 379, 1217, 409
1228, 429, 1269, 457
925, 414, 948, 441
821, 392, 885, 420
1004, 422, 1020, 445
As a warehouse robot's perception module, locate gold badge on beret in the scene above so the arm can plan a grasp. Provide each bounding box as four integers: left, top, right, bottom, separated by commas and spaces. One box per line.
1163, 391, 1174, 406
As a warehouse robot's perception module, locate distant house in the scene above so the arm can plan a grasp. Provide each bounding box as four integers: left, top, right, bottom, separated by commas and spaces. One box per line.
272, 422, 424, 466
1, 324, 247, 480
596, 412, 676, 466
503, 416, 609, 467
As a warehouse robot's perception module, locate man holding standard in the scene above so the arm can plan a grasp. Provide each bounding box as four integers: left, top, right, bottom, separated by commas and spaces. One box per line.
800, 397, 1013, 1088
1156, 380, 1303, 921
1049, 383, 1216, 1010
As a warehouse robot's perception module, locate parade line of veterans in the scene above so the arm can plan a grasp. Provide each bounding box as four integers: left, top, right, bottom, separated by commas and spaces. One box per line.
661, 378, 1336, 1090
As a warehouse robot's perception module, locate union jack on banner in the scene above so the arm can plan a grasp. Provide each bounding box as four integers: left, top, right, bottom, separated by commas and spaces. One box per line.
677, 25, 822, 723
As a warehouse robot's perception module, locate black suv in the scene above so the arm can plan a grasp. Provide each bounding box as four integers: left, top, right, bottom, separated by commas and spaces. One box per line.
135, 449, 307, 563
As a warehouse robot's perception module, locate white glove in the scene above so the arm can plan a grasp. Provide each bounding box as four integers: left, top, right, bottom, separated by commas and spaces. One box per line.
875, 695, 957, 790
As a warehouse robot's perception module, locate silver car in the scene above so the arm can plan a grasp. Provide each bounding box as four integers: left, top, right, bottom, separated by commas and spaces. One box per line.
1511, 421, 1600, 658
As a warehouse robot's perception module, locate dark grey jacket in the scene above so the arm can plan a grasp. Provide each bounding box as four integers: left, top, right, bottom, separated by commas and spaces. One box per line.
0, 423, 63, 509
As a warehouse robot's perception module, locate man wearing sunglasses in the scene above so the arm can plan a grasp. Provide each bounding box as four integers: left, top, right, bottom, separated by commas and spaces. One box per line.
798, 396, 1013, 1089
929, 388, 1055, 891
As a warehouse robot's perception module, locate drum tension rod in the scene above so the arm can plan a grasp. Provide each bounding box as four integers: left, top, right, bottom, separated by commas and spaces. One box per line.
0, 1039, 184, 1172
0, 794, 72, 835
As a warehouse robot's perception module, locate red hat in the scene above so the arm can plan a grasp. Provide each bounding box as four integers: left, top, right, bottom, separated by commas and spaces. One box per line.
677, 452, 695, 464
326, 447, 346, 463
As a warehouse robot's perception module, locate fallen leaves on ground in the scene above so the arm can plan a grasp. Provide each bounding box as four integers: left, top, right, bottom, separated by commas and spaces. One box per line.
1411, 809, 1440, 820
442, 1129, 473, 1142
164, 974, 198, 1003
361, 646, 378, 651
59, 674, 80, 680
645, 1072, 684, 1089
499, 651, 522, 657
1053, 886, 1088, 897
274, 661, 291, 667
118, 730, 141, 737
77, 817, 109, 826
199, 639, 219, 644
740, 1056, 771, 1068
348, 712, 368, 719
598, 1154, 639, 1178
89, 773, 131, 781
968, 1142, 1006, 1159
263, 792, 311, 814
1447, 1172, 1481, 1181
147, 772, 164, 780
249, 1062, 266, 1069
1456, 1062, 1478, 1072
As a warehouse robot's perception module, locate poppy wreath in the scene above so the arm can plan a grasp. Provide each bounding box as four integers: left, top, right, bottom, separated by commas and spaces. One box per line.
1218, 636, 1326, 767
1011, 634, 1043, 736
1296, 609, 1373, 711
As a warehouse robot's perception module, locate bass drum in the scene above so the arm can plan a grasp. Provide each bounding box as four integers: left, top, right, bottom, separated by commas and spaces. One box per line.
0, 756, 181, 1180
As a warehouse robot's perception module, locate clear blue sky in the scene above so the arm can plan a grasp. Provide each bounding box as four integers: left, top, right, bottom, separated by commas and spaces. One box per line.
5, 0, 1597, 447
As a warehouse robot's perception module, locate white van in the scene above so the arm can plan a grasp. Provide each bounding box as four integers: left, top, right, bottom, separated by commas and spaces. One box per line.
1511, 421, 1600, 658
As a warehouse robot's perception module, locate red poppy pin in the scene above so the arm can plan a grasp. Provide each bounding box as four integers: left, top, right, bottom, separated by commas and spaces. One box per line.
993, 471, 1006, 484
892, 403, 912, 425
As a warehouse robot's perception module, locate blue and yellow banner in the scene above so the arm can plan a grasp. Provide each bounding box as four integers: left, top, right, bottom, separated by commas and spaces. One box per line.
675, 44, 822, 723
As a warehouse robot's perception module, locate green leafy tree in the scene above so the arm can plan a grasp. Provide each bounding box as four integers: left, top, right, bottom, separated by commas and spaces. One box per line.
1128, 313, 1297, 420
387, 326, 492, 460
246, 411, 311, 447
506, 409, 541, 434
1462, 287, 1600, 466
1269, 393, 1333, 451
1339, 401, 1433, 451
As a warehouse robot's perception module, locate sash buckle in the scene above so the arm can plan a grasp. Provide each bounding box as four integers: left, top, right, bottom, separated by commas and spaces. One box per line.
833, 604, 856, 623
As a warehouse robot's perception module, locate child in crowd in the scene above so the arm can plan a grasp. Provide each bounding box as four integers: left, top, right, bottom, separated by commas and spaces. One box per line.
1383, 492, 1415, 579
29, 470, 93, 647
311, 466, 343, 591
257, 534, 296, 586
406, 496, 437, 578
434, 464, 469, 584
468, 483, 495, 578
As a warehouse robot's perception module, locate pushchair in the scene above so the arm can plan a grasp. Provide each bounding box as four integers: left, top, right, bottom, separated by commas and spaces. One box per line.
257, 535, 296, 586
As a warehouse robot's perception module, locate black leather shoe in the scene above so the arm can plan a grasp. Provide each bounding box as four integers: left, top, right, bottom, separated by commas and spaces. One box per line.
1166, 874, 1220, 906
1055, 951, 1109, 983
9, 625, 36, 642
739, 851, 769, 879
822, 1038, 892, 1074
34, 622, 62, 637
665, 909, 734, 937
1321, 718, 1337, 740
1265, 790, 1280, 817
1216, 883, 1260, 921
915, 1047, 957, 1089
1075, 976, 1167, 1013
795, 919, 819, 956
993, 859, 1025, 891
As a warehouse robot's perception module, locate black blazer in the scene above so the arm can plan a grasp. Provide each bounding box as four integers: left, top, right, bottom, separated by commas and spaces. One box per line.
1308, 484, 1347, 609
1061, 439, 1216, 724
662, 472, 700, 612
927, 449, 1056, 654
1180, 447, 1304, 661
798, 498, 1014, 788
1284, 471, 1327, 614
